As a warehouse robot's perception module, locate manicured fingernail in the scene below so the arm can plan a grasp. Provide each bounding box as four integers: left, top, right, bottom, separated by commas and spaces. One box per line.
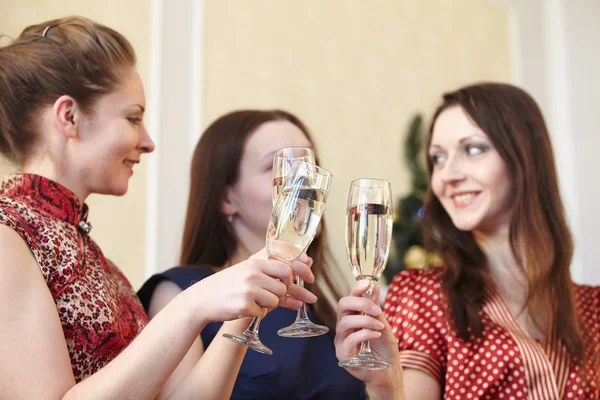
306, 292, 318, 303
376, 321, 385, 330
359, 280, 370, 290
298, 253, 309, 263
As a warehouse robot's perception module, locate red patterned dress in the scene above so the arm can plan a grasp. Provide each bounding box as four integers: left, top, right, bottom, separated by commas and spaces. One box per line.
384, 267, 600, 399
0, 173, 148, 382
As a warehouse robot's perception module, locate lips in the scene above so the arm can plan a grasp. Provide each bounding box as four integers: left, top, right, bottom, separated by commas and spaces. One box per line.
450, 191, 481, 208
123, 160, 139, 174
123, 160, 138, 167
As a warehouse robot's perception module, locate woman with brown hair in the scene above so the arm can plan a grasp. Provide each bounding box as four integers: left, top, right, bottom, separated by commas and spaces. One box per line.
0, 16, 315, 399
138, 109, 365, 399
334, 83, 600, 399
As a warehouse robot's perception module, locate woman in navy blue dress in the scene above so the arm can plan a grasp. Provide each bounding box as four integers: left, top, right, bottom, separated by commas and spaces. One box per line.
138, 109, 365, 399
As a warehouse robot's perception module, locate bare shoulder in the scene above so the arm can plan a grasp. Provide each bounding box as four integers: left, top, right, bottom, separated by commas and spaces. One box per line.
0, 224, 75, 396
0, 223, 38, 278
147, 279, 184, 319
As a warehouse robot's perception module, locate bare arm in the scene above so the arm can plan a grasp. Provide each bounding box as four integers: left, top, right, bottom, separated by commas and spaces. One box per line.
0, 225, 295, 400
364, 369, 440, 400
148, 281, 250, 400
0, 224, 209, 399
148, 253, 317, 400
400, 370, 441, 400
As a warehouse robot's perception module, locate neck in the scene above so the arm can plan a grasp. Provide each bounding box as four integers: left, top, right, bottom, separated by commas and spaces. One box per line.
22, 158, 88, 203
226, 244, 252, 267
223, 220, 265, 268
473, 224, 527, 301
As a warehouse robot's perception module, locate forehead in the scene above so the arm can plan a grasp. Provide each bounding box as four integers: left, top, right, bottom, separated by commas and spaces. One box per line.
244, 120, 312, 158
95, 67, 146, 110
431, 105, 488, 146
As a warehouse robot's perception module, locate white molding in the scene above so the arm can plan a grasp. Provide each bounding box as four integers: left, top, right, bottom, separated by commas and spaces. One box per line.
145, 0, 163, 280
493, 0, 585, 281
145, 0, 205, 277
542, 0, 582, 282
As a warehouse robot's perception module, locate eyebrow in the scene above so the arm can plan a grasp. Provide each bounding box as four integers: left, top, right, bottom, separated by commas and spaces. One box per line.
429, 134, 488, 150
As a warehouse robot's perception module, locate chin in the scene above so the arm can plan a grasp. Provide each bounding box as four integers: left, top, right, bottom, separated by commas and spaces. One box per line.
111, 187, 129, 196
112, 181, 130, 196
449, 216, 480, 232
100, 180, 130, 196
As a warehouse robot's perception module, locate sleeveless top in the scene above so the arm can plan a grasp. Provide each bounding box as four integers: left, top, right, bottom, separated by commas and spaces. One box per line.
138, 265, 366, 400
0, 173, 148, 381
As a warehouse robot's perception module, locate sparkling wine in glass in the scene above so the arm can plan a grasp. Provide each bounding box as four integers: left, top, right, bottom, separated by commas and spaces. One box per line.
338, 178, 393, 370
273, 161, 332, 338
272, 147, 315, 204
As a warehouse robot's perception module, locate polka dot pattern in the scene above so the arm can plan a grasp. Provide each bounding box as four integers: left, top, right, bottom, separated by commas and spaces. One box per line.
383, 268, 600, 399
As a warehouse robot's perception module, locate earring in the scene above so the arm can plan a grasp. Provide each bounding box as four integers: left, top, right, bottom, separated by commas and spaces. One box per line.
227, 215, 234, 223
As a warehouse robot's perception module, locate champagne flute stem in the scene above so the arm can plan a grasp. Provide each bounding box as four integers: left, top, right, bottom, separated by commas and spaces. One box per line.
358, 280, 376, 357
294, 276, 311, 320
247, 309, 266, 335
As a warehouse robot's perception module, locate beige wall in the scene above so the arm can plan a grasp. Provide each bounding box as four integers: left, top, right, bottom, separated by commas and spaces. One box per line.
0, 0, 512, 290
203, 0, 512, 282
0, 0, 150, 289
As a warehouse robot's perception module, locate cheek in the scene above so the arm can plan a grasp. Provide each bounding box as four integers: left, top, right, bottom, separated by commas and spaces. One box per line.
496, 174, 513, 208
486, 165, 513, 207
105, 125, 138, 154
238, 174, 273, 209
430, 171, 444, 198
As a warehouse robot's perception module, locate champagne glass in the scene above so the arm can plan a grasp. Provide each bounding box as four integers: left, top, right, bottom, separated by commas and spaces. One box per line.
272, 147, 315, 204
338, 178, 393, 370
223, 161, 331, 353
275, 161, 332, 338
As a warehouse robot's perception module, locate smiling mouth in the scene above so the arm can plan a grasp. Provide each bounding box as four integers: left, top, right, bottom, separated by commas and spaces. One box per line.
451, 192, 481, 208
123, 160, 137, 171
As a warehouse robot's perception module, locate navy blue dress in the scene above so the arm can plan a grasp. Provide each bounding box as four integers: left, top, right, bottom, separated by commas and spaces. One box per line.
138, 266, 366, 400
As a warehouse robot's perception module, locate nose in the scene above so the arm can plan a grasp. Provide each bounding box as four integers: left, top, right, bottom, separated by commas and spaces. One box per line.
138, 125, 156, 154
439, 155, 466, 184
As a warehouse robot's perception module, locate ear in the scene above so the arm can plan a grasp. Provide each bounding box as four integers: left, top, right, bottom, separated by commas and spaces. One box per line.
219, 186, 238, 218
52, 95, 82, 139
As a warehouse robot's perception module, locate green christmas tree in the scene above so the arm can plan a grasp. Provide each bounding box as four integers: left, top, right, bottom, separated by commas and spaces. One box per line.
384, 113, 439, 282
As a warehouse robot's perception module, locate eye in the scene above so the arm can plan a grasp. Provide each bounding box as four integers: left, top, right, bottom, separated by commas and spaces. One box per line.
127, 117, 142, 124
465, 144, 487, 156
429, 152, 446, 165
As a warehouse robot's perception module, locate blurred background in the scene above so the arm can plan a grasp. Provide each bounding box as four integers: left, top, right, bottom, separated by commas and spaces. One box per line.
1, 0, 598, 290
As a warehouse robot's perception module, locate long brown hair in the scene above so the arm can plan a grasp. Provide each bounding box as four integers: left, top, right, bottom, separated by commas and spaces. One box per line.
0, 16, 135, 164
179, 109, 343, 332
422, 83, 586, 364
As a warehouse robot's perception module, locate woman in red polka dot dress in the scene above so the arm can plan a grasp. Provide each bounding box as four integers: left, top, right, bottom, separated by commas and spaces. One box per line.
334, 83, 600, 400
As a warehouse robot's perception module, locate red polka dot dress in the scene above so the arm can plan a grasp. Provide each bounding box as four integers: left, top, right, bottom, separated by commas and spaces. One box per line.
0, 174, 148, 382
383, 268, 600, 399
